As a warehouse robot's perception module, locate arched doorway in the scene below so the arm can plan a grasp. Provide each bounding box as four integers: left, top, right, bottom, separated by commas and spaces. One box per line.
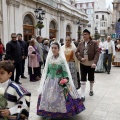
23, 14, 34, 42
66, 25, 71, 37
49, 20, 57, 39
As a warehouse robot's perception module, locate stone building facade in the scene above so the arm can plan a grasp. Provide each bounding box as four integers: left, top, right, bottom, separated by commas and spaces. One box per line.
75, 0, 95, 36
95, 9, 113, 37
0, 0, 88, 45
112, 0, 120, 37
112, 0, 120, 24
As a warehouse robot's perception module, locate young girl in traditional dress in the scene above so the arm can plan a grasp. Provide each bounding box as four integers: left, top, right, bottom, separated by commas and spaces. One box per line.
37, 42, 85, 119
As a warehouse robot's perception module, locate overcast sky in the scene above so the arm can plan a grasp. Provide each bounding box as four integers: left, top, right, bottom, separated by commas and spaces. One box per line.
106, 0, 113, 9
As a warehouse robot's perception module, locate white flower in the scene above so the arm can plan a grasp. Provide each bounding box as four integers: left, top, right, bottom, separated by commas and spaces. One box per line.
0, 87, 5, 95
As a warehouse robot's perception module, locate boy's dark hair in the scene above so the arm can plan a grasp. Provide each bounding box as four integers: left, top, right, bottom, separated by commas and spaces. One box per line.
0, 61, 14, 73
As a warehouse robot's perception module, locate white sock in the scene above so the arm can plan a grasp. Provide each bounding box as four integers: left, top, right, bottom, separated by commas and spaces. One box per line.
90, 82, 94, 92
80, 81, 86, 98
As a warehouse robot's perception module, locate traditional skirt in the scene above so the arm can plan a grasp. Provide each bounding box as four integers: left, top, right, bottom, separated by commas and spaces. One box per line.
95, 53, 105, 72
68, 62, 79, 88
112, 51, 120, 66
37, 78, 85, 118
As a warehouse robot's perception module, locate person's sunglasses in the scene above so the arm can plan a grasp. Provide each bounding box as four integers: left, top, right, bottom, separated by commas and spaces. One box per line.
12, 37, 17, 38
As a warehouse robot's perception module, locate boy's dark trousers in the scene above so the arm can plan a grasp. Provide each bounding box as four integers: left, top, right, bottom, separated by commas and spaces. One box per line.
11, 61, 22, 83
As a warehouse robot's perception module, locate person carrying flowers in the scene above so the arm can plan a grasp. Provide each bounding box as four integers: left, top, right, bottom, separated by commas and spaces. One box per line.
37, 42, 85, 120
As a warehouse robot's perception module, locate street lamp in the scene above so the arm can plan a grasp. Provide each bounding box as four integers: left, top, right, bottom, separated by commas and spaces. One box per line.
77, 20, 82, 39
34, 7, 46, 36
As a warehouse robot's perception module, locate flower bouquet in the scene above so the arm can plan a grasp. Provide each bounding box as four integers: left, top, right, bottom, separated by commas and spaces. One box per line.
58, 77, 69, 100
0, 88, 8, 120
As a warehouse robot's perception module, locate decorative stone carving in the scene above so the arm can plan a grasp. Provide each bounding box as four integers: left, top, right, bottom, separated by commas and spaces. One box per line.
6, 0, 20, 8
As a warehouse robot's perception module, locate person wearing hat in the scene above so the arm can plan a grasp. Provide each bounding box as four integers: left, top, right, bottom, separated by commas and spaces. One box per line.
75, 29, 99, 102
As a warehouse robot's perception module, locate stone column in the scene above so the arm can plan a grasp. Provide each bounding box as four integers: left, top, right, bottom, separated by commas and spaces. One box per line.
6, 0, 20, 39
60, 14, 65, 40
0, 0, 3, 40
113, 3, 117, 23
72, 20, 78, 40
57, 12, 60, 41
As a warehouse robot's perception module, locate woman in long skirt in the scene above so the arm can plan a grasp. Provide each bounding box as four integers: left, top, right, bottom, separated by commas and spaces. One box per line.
95, 40, 105, 72
62, 37, 80, 89
112, 39, 120, 66
37, 42, 85, 119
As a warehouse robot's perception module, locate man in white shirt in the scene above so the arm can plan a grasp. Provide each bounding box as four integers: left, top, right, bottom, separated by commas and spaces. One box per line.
103, 36, 115, 74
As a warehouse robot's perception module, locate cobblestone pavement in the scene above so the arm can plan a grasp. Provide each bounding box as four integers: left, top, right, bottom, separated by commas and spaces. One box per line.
21, 66, 120, 120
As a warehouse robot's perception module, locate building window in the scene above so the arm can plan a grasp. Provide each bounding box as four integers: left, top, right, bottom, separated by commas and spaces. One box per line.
49, 21, 56, 29
100, 30, 106, 34
96, 22, 98, 27
66, 25, 71, 37
102, 15, 104, 20
23, 15, 34, 25
101, 22, 103, 27
96, 15, 98, 19
83, 3, 86, 9
49, 20, 57, 39
88, 3, 92, 8
87, 9, 93, 14
77, 4, 80, 9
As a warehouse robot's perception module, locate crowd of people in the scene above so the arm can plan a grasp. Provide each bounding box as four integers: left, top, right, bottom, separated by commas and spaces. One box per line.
0, 29, 120, 120
95, 36, 120, 74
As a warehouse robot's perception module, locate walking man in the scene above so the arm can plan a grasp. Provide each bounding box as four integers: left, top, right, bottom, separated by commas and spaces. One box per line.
5, 33, 22, 84
103, 36, 115, 74
75, 29, 99, 102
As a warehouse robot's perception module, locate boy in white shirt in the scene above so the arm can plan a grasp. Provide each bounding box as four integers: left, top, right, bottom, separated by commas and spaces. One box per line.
0, 61, 31, 120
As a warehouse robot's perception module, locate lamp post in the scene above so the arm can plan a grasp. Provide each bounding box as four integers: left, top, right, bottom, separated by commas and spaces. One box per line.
77, 20, 82, 39
34, 7, 46, 36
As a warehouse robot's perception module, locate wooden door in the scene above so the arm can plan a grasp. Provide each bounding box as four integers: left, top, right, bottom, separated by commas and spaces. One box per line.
49, 29, 56, 39
66, 32, 71, 37
23, 25, 34, 42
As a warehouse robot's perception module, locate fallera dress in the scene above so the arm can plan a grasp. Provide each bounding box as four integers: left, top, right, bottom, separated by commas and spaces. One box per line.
37, 56, 85, 118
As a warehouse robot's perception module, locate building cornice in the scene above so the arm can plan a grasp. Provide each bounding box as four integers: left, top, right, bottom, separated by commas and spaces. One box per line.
95, 11, 111, 14
33, 0, 88, 23
58, 1, 88, 23
6, 0, 20, 8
